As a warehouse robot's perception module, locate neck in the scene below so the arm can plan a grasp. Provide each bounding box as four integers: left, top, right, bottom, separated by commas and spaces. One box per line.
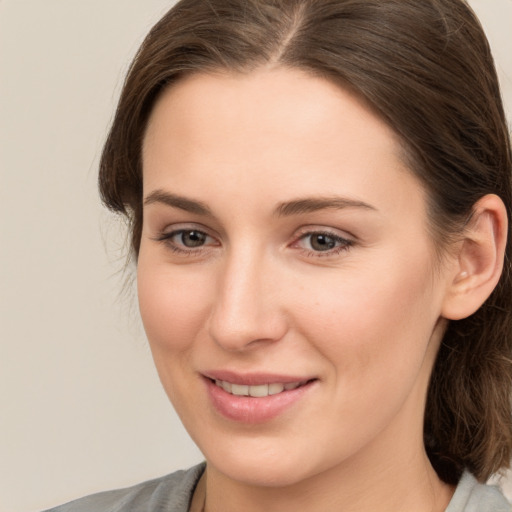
202, 446, 453, 512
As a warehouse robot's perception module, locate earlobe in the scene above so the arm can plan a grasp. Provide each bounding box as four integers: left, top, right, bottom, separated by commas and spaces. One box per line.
441, 194, 508, 321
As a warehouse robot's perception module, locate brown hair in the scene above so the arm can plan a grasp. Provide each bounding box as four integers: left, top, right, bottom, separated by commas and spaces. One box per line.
99, 0, 512, 484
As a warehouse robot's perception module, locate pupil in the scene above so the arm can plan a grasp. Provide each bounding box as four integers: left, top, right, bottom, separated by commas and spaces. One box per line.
182, 230, 206, 247
311, 234, 335, 251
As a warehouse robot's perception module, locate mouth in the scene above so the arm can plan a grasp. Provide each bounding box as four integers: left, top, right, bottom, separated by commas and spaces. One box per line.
203, 373, 317, 423
211, 379, 311, 398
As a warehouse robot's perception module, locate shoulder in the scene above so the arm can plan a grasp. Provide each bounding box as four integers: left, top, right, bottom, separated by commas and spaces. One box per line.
446, 471, 511, 512
41, 463, 205, 512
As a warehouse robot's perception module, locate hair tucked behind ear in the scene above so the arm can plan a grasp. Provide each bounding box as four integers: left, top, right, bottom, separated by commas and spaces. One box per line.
99, 0, 512, 484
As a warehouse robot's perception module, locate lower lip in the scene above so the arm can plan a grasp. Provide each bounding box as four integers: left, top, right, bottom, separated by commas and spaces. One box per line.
204, 378, 315, 423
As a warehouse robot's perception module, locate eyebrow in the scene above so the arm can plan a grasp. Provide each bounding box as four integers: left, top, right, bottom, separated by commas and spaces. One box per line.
275, 197, 377, 217
143, 190, 212, 216
143, 190, 377, 217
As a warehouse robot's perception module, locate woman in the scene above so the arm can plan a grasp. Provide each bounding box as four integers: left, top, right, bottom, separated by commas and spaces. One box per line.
45, 0, 512, 510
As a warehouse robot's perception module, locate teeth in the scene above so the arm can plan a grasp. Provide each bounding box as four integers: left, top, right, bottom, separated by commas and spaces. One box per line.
214, 380, 305, 397
268, 383, 285, 395
249, 384, 268, 397
231, 384, 249, 396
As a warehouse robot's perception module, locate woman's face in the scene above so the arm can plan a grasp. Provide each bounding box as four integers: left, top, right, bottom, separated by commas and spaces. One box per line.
138, 68, 454, 487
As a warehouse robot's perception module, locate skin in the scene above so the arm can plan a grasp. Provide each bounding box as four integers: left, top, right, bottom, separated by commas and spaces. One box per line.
138, 67, 460, 512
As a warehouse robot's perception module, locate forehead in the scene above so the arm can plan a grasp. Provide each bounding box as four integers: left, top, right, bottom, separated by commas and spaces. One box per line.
143, 66, 402, 157
142, 67, 425, 222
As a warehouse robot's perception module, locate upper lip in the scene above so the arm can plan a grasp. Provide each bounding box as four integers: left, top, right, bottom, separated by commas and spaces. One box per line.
203, 370, 315, 386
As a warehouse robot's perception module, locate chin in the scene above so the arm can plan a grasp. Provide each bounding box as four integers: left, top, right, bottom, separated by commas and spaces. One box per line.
199, 435, 332, 488
213, 456, 317, 488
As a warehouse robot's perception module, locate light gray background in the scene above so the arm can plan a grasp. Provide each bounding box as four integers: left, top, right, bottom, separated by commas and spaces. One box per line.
1, 1, 511, 511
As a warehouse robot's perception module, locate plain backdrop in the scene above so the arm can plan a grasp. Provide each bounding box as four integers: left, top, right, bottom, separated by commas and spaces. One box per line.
0, 1, 511, 511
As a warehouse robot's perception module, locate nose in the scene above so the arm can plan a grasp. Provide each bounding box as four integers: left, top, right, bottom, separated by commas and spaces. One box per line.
207, 248, 288, 352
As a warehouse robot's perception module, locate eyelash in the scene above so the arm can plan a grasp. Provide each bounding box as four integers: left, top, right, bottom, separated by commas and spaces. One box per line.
155, 228, 354, 258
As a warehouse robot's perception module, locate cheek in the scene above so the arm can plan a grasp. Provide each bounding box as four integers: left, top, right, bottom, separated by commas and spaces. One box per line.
294, 253, 440, 388
137, 256, 212, 354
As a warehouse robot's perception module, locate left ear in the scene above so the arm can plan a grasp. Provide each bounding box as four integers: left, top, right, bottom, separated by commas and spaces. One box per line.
441, 194, 508, 321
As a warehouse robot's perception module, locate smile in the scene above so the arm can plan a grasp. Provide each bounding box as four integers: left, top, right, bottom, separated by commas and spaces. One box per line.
206, 376, 316, 422
213, 379, 309, 397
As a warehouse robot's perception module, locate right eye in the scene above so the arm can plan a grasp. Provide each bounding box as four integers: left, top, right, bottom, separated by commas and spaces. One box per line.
156, 228, 218, 254
172, 230, 208, 248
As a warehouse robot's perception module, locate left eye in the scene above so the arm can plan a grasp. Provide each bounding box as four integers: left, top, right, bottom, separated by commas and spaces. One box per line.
298, 232, 351, 252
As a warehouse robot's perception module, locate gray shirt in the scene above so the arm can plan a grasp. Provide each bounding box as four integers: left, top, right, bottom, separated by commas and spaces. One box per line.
43, 463, 511, 512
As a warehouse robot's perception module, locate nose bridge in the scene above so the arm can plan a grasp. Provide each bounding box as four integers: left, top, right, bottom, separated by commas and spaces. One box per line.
208, 242, 286, 351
